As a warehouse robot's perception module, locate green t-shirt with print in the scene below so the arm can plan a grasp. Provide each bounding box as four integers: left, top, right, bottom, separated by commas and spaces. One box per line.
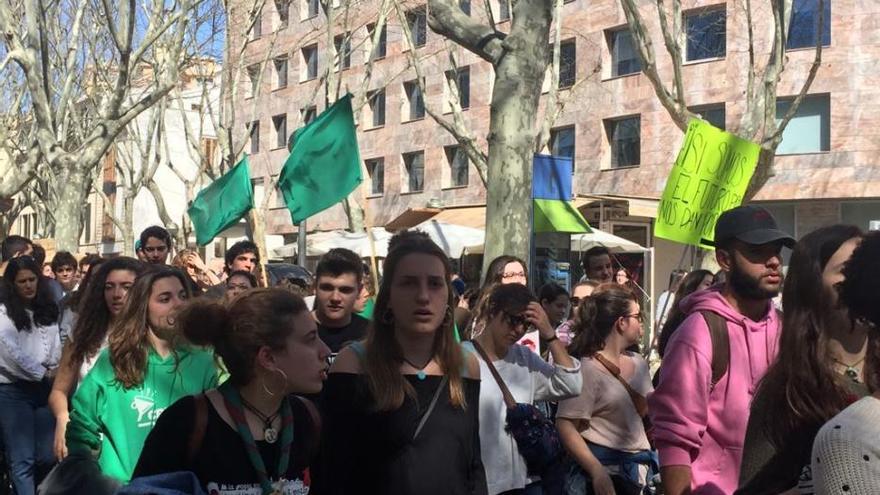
66, 346, 219, 481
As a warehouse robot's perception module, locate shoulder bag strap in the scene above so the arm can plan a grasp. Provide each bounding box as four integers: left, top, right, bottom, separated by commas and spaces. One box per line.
187, 393, 209, 464
700, 310, 730, 388
413, 375, 448, 441
471, 340, 516, 409
593, 353, 648, 418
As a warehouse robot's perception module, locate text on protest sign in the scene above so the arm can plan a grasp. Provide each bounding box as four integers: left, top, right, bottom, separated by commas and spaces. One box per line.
654, 119, 760, 248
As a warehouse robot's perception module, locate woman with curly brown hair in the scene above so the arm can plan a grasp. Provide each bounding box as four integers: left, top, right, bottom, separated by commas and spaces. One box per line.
49, 257, 145, 461
64, 267, 218, 482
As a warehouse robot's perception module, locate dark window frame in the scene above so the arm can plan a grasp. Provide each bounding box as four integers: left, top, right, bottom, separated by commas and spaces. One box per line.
403, 151, 425, 193
685, 7, 727, 61
605, 116, 641, 168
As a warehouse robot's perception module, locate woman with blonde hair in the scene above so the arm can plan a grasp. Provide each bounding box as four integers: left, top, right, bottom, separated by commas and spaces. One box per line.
315, 230, 486, 495
171, 248, 221, 294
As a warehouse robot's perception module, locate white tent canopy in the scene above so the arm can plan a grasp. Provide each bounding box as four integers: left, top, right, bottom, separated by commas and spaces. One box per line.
273, 220, 487, 259
570, 228, 647, 253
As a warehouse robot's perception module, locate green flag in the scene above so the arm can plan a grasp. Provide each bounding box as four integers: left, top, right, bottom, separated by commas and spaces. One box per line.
278, 94, 363, 224
187, 156, 254, 246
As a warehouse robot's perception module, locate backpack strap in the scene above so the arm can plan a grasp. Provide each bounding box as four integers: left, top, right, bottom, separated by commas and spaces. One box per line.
700, 311, 730, 389
187, 393, 209, 464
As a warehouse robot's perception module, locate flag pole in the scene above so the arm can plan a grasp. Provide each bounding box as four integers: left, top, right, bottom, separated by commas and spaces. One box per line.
359, 190, 380, 296
298, 220, 307, 267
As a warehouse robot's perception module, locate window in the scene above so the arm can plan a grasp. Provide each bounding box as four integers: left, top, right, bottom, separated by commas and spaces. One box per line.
549, 126, 575, 171
249, 121, 260, 154
445, 67, 470, 110
303, 0, 319, 19
445, 146, 469, 187
247, 65, 260, 98
334, 33, 352, 70
250, 12, 262, 39
605, 116, 640, 168
302, 106, 317, 124
685, 8, 726, 61
776, 94, 830, 154
367, 89, 385, 127
403, 80, 425, 121
497, 0, 510, 21
406, 7, 427, 48
366, 158, 384, 195
460, 0, 471, 15
272, 114, 287, 149
608, 28, 641, 77
274, 57, 288, 88
788, 0, 831, 49
559, 39, 576, 88
403, 151, 425, 192
690, 104, 726, 130
275, 0, 290, 29
301, 44, 318, 81
367, 23, 387, 60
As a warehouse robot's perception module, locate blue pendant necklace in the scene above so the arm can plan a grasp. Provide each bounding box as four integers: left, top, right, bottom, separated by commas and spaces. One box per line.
402, 356, 432, 380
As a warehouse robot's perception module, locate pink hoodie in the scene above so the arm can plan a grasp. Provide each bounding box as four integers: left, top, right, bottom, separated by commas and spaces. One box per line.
648, 286, 781, 495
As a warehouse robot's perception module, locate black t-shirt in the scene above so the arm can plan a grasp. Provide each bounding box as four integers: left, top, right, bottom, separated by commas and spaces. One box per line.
312, 373, 487, 495
318, 314, 369, 362
133, 394, 318, 495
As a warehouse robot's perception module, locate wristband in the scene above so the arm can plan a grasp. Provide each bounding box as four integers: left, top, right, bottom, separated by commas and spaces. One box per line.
541, 335, 559, 344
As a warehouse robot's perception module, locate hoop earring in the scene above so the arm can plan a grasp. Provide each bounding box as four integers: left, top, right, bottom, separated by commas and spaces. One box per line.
382, 309, 394, 324
261, 368, 289, 397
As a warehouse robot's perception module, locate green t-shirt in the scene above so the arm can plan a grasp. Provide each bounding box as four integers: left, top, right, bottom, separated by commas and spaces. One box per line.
66, 346, 219, 481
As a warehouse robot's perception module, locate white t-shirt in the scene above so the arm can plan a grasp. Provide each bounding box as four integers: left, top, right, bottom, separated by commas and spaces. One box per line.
470, 343, 582, 495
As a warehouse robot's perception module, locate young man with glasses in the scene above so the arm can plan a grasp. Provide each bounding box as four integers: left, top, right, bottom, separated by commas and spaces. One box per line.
648, 206, 794, 495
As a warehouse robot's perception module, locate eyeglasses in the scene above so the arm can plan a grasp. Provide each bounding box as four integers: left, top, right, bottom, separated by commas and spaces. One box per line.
623, 312, 644, 323
502, 271, 526, 280
504, 312, 528, 328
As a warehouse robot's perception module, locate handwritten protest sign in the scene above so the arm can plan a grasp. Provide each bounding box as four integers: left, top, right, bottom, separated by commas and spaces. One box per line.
655, 119, 760, 248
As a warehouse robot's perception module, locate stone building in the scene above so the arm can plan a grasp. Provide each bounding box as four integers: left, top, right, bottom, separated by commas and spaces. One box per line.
229, 0, 880, 293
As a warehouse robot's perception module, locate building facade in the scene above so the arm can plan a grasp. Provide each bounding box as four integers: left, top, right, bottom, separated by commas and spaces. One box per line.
230, 0, 880, 288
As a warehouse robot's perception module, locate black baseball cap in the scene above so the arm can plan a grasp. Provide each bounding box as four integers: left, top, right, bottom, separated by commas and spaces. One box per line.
711, 205, 796, 248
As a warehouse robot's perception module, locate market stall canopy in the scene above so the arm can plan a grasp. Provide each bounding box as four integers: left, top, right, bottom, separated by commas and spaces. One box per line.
278, 220, 487, 259
570, 228, 647, 253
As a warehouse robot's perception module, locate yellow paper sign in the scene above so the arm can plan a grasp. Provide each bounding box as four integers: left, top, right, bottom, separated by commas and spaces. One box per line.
655, 119, 760, 247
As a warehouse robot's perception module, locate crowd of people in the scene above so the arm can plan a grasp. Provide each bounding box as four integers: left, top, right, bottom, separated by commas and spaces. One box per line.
0, 204, 879, 495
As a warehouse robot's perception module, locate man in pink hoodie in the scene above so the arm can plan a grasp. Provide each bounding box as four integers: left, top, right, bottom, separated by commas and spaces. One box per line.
649, 205, 795, 495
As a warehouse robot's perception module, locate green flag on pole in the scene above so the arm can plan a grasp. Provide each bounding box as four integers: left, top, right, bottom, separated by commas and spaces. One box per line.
187, 156, 254, 246
278, 94, 363, 224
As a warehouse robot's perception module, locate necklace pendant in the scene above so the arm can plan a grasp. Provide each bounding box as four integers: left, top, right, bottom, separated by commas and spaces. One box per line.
846, 367, 860, 382
416, 370, 427, 380
264, 427, 278, 444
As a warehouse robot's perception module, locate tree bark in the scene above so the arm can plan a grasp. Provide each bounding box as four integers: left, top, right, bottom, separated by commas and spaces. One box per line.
430, 0, 552, 269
